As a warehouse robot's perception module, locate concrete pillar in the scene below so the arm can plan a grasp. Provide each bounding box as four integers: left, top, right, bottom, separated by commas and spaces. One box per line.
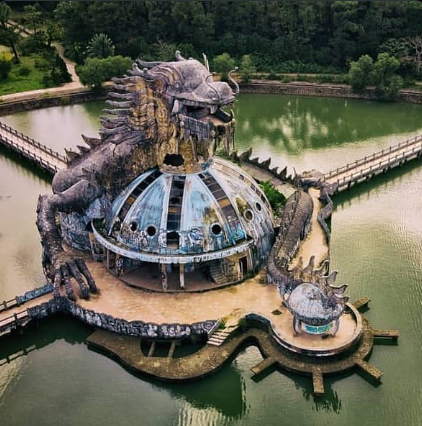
179, 264, 185, 290
293, 315, 301, 335
160, 263, 168, 291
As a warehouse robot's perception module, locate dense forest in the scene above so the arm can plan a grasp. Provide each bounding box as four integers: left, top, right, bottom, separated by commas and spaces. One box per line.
10, 1, 422, 73
3, 1, 422, 98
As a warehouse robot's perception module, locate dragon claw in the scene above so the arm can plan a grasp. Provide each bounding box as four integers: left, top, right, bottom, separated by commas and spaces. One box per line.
51, 254, 97, 300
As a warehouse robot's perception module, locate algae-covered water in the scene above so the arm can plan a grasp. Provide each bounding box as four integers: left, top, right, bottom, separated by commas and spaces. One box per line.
0, 95, 422, 425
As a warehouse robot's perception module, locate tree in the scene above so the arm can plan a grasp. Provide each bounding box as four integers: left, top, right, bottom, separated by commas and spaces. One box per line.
408, 36, 422, 76
78, 55, 132, 90
23, 4, 43, 34
0, 2, 20, 63
349, 54, 374, 92
86, 33, 115, 59
212, 53, 236, 81
372, 53, 403, 100
239, 55, 256, 83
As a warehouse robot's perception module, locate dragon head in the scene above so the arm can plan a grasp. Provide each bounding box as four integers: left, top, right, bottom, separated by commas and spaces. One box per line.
100, 51, 238, 172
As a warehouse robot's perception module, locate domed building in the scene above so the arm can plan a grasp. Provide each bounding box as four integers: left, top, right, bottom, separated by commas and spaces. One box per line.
91, 157, 274, 291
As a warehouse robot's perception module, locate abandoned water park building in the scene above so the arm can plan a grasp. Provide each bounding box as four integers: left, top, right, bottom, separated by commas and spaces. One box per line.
0, 53, 399, 394
89, 157, 275, 291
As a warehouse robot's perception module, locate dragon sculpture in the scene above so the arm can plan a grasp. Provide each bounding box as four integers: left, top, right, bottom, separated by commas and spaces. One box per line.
36, 51, 238, 301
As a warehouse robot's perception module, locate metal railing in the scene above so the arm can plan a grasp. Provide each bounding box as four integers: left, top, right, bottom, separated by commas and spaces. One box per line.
325, 134, 422, 180
0, 121, 66, 162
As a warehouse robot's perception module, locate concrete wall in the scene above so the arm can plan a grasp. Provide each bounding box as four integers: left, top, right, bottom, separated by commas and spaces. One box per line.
27, 297, 217, 340
0, 91, 107, 116
240, 82, 422, 104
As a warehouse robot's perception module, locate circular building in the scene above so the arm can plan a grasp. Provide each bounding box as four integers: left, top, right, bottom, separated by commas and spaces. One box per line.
287, 282, 345, 336
91, 158, 274, 291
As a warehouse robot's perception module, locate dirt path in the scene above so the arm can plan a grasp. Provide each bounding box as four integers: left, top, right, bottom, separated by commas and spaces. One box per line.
2, 22, 85, 103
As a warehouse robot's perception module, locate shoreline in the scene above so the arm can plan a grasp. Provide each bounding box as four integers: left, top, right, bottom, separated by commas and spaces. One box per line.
2, 80, 422, 117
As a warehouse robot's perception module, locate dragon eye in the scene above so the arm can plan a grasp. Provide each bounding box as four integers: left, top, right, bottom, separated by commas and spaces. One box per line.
208, 91, 218, 100
174, 82, 181, 90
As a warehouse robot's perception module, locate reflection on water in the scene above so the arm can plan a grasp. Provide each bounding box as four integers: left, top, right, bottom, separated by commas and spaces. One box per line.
235, 94, 422, 173
0, 95, 422, 425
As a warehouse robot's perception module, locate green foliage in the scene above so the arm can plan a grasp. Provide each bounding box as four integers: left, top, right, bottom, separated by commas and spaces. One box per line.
22, 4, 43, 33
349, 54, 374, 92
0, 2, 20, 63
86, 33, 115, 59
258, 181, 286, 212
0, 54, 49, 96
0, 55, 12, 79
212, 53, 235, 81
42, 51, 72, 87
349, 53, 404, 100
77, 55, 132, 90
239, 55, 256, 83
18, 32, 49, 55
372, 53, 403, 100
17, 65, 31, 76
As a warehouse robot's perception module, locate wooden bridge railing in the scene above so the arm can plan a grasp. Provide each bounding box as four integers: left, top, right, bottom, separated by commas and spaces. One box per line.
0, 345, 37, 367
333, 143, 422, 188
0, 297, 19, 313
0, 132, 63, 173
0, 309, 29, 335
0, 121, 66, 163
325, 134, 422, 180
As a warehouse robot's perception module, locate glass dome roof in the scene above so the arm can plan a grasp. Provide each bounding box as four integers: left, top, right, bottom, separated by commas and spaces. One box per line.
93, 158, 274, 263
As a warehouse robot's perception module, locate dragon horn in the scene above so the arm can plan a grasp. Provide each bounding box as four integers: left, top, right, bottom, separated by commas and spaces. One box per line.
136, 59, 162, 69
228, 67, 239, 96
175, 50, 187, 61
203, 53, 210, 72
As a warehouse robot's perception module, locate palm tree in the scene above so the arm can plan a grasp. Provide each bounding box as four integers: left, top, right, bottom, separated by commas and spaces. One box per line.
86, 33, 115, 59
0, 3, 20, 63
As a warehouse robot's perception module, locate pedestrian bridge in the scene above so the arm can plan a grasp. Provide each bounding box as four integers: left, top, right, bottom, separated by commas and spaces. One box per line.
324, 134, 422, 192
0, 121, 66, 174
1, 120, 422, 192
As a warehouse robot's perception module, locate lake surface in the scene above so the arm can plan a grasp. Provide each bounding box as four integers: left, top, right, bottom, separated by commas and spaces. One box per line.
1, 94, 422, 425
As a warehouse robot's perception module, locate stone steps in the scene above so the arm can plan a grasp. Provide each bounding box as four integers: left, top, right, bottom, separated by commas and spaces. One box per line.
207, 327, 237, 346
209, 262, 230, 286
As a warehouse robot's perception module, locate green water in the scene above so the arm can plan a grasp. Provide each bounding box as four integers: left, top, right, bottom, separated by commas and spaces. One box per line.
1, 95, 422, 425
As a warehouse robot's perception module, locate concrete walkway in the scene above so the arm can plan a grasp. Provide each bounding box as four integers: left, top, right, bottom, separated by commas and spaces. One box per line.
290, 187, 329, 269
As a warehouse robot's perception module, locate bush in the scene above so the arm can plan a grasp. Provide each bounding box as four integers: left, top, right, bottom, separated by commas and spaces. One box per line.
18, 65, 31, 76
372, 53, 403, 100
212, 53, 236, 81
349, 55, 374, 92
348, 53, 403, 100
18, 32, 49, 55
42, 52, 72, 87
0, 57, 12, 79
77, 55, 132, 90
259, 181, 286, 212
240, 55, 256, 83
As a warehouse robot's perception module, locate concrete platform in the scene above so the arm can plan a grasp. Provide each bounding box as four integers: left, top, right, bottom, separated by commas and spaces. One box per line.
66, 256, 362, 357
270, 305, 362, 356
86, 315, 376, 394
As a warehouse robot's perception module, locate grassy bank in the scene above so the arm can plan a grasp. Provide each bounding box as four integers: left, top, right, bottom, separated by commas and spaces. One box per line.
0, 54, 48, 96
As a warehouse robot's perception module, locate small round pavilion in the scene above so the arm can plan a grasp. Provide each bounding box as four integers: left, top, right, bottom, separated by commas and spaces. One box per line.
91, 158, 274, 291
